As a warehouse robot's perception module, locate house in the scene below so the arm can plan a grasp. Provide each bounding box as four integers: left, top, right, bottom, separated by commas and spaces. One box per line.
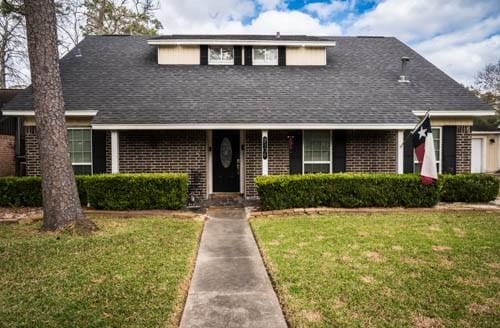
471, 125, 500, 173
0, 89, 22, 176
1, 34, 494, 202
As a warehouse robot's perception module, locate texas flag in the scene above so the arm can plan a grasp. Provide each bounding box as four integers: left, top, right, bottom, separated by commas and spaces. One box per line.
412, 113, 438, 185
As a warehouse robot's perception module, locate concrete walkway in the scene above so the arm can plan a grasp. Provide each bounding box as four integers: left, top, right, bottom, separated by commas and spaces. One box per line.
180, 207, 287, 328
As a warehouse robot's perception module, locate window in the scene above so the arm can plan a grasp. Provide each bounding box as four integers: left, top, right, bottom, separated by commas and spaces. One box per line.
208, 46, 234, 65
414, 127, 441, 173
303, 130, 331, 173
68, 128, 92, 175
252, 47, 278, 65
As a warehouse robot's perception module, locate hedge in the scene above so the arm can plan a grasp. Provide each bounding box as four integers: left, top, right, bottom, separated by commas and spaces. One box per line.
0, 173, 188, 210
0, 176, 43, 207
84, 173, 188, 210
255, 173, 499, 210
440, 174, 499, 203
255, 173, 440, 210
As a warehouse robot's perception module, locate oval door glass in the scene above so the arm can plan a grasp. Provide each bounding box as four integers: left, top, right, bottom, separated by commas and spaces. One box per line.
220, 137, 232, 168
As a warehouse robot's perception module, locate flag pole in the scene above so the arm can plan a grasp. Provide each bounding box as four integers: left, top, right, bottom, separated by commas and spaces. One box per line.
399, 107, 431, 148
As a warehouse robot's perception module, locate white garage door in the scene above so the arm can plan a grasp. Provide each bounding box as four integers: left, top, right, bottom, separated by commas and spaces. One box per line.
471, 138, 484, 173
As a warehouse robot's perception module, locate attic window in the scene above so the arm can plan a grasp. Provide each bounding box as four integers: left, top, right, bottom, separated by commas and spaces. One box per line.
253, 47, 278, 65
208, 46, 234, 65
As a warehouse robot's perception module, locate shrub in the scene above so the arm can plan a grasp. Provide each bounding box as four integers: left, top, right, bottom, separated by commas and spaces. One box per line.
0, 176, 43, 207
83, 173, 188, 210
0, 173, 188, 210
255, 173, 440, 210
0, 175, 91, 207
440, 174, 499, 203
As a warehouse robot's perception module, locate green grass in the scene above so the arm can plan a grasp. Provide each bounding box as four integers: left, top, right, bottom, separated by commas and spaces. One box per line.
251, 211, 500, 328
0, 216, 202, 328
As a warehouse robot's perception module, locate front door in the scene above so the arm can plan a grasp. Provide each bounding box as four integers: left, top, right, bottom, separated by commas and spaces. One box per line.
213, 130, 240, 192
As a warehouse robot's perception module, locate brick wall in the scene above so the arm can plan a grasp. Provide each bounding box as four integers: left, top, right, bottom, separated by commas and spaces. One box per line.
244, 130, 261, 199
25, 126, 40, 176
268, 131, 289, 175
244, 130, 289, 199
456, 125, 471, 173
345, 130, 397, 173
0, 134, 16, 176
117, 130, 207, 199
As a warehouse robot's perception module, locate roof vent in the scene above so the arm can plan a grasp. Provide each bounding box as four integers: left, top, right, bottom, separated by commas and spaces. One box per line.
276, 31, 281, 39
398, 57, 410, 83
75, 48, 82, 57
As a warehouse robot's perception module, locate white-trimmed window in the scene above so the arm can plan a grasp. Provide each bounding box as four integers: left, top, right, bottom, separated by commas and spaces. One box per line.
252, 47, 278, 65
303, 130, 331, 173
68, 128, 92, 175
208, 46, 234, 65
414, 127, 442, 174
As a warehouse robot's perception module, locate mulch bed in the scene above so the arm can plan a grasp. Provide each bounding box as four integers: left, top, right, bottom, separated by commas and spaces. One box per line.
0, 207, 204, 224
250, 200, 500, 218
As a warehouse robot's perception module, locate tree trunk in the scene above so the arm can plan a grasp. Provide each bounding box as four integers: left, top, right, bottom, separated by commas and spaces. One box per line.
24, 0, 95, 232
0, 51, 5, 88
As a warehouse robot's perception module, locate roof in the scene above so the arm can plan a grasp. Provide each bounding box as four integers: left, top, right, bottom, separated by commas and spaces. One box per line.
149, 34, 331, 41
3, 35, 493, 127
0, 89, 21, 109
0, 89, 21, 120
472, 124, 500, 132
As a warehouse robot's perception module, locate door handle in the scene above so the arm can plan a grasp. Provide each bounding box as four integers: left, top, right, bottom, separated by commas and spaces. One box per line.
236, 158, 240, 172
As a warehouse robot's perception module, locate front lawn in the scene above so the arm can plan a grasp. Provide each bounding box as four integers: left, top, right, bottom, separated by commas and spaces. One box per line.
0, 216, 202, 327
251, 211, 500, 327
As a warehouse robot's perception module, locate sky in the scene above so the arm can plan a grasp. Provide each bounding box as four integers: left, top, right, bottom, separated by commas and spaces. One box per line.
156, 0, 500, 86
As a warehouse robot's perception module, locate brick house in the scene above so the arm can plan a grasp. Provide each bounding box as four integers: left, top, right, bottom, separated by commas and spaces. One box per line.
1, 35, 494, 202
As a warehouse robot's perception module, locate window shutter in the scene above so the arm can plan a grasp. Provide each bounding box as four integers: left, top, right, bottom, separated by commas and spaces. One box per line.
442, 126, 457, 174
332, 131, 346, 172
244, 46, 252, 66
278, 46, 286, 66
288, 130, 302, 174
234, 46, 242, 65
200, 45, 208, 65
403, 130, 414, 173
92, 130, 106, 174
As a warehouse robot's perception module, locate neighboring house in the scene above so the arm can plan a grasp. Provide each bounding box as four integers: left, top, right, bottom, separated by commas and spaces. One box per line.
471, 125, 500, 173
0, 89, 22, 176
1, 34, 495, 202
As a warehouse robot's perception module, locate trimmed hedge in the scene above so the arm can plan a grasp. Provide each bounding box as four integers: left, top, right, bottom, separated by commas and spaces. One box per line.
440, 174, 499, 203
0, 176, 43, 207
0, 173, 188, 210
84, 173, 188, 210
255, 173, 440, 210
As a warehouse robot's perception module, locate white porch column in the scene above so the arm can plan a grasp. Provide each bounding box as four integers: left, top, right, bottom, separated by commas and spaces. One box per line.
397, 130, 404, 174
262, 130, 268, 176
111, 130, 120, 173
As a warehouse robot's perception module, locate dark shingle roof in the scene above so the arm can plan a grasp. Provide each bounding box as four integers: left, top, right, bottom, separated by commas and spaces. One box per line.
3, 35, 492, 125
0, 89, 21, 109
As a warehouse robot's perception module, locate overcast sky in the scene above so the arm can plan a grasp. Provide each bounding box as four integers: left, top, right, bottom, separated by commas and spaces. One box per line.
155, 0, 500, 86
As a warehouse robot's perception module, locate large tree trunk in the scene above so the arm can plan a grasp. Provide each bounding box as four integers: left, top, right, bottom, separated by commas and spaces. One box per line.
24, 0, 95, 232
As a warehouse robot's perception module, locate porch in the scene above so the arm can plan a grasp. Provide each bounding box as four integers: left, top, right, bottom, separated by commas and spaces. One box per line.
22, 126, 472, 203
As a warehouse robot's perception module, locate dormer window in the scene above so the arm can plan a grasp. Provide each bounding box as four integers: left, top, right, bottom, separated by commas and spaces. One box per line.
253, 47, 278, 65
208, 46, 234, 65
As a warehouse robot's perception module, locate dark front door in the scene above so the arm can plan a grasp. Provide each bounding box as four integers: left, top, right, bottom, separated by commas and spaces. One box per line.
213, 130, 240, 192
